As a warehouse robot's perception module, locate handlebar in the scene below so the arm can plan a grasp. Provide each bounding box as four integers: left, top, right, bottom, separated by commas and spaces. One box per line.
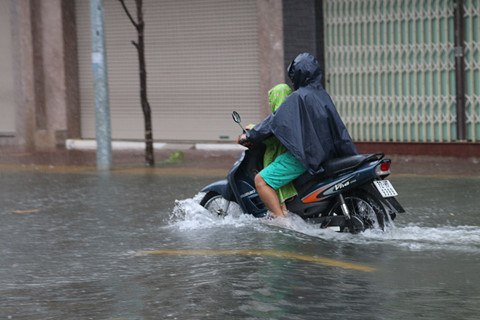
237, 134, 253, 149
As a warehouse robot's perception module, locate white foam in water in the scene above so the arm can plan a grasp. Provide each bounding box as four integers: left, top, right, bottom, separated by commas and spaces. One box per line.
169, 194, 346, 240
169, 195, 480, 253
261, 211, 344, 238
358, 224, 480, 253
169, 193, 257, 230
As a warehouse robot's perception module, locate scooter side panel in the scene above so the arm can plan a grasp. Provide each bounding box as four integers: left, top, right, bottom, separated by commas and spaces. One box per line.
300, 162, 379, 203
286, 195, 331, 218
224, 147, 268, 217
235, 179, 267, 217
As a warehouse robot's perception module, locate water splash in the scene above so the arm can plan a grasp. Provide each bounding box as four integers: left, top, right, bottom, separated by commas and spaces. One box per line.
169, 193, 257, 230
358, 224, 480, 253
169, 195, 480, 253
260, 211, 343, 238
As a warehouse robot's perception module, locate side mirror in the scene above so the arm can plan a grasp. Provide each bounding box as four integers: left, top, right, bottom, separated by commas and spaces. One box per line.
232, 111, 241, 124
232, 111, 245, 132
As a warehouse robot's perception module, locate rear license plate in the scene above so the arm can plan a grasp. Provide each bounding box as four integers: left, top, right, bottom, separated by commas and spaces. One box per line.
373, 180, 398, 198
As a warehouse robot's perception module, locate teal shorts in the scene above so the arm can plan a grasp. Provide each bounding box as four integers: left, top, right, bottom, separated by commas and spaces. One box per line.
259, 151, 307, 190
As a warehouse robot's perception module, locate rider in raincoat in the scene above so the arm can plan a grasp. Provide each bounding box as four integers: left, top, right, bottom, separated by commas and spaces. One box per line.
246, 53, 358, 175
240, 53, 357, 218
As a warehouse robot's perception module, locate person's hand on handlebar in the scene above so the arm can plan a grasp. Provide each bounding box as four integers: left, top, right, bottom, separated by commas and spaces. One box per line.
237, 133, 253, 149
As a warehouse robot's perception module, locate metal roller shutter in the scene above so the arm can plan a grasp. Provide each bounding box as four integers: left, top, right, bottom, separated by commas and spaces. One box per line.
323, 0, 480, 142
75, 0, 261, 142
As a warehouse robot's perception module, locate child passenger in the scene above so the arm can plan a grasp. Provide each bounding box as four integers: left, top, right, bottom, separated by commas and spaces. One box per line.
247, 84, 298, 211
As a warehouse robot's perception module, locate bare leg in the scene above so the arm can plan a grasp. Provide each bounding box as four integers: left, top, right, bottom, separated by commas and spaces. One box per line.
255, 174, 285, 218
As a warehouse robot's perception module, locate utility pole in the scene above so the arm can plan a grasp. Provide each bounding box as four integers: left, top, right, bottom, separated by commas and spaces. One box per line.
90, 0, 113, 170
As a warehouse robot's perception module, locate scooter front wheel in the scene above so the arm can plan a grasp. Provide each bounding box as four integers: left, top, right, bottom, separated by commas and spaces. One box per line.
200, 191, 231, 216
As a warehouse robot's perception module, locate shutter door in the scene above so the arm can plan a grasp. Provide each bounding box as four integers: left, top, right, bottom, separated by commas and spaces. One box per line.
323, 0, 463, 142
0, 0, 15, 134
75, 0, 261, 142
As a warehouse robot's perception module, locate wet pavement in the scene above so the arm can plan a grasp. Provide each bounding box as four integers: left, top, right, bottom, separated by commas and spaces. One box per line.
0, 147, 479, 319
1, 146, 479, 177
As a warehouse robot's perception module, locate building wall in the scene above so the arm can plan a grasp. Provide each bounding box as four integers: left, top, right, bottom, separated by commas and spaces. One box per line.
0, 0, 16, 144
282, 0, 318, 81
75, 0, 283, 142
4, 0, 285, 148
1, 0, 478, 155
4, 0, 79, 150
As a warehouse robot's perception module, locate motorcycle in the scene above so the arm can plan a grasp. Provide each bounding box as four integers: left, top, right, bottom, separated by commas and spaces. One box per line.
199, 111, 405, 233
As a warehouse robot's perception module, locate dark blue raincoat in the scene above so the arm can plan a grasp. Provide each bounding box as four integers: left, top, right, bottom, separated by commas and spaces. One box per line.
246, 53, 358, 175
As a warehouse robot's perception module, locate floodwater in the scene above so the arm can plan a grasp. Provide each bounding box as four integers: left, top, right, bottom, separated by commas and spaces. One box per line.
0, 169, 479, 320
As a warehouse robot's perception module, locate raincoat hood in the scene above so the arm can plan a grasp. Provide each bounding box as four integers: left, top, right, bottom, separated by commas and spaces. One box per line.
287, 53, 322, 90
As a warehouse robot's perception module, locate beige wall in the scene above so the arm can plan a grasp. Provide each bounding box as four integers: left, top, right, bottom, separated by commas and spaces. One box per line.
2, 0, 284, 148
6, 0, 79, 150
0, 0, 15, 137
257, 0, 285, 119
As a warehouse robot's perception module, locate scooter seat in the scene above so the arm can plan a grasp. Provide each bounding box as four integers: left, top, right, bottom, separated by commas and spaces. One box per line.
293, 153, 383, 193
323, 154, 371, 176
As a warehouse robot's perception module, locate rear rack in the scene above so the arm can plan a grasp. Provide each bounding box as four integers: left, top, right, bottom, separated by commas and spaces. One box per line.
363, 152, 384, 162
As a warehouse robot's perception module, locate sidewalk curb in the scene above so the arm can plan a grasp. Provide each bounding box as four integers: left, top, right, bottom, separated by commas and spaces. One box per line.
65, 139, 246, 151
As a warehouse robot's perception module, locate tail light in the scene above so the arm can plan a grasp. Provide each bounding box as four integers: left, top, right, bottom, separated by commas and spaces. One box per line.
375, 160, 391, 176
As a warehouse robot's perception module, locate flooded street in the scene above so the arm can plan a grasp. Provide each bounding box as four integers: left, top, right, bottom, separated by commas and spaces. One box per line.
1, 169, 479, 319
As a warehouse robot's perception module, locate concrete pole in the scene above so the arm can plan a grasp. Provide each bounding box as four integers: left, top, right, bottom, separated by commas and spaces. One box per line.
90, 0, 112, 170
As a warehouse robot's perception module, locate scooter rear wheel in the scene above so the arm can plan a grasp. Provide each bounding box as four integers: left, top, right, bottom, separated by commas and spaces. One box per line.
328, 191, 388, 232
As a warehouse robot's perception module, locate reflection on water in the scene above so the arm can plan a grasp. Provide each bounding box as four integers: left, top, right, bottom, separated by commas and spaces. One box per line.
0, 171, 479, 319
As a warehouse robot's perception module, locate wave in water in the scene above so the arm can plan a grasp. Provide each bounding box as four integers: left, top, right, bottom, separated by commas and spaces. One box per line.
170, 194, 480, 254
169, 193, 257, 230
